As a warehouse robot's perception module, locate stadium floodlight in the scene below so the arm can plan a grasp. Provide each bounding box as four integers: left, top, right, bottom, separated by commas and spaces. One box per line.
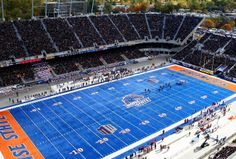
58, 0, 61, 17
30, 0, 88, 18
1, 0, 4, 21
69, 0, 72, 16
32, 0, 34, 18
91, 0, 95, 13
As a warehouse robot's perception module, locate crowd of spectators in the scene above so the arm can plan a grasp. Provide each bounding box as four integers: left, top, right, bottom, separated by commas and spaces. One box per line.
122, 47, 146, 59
213, 146, 236, 159
182, 50, 213, 67
128, 14, 151, 39
146, 14, 164, 39
173, 32, 236, 79
204, 56, 226, 71
102, 49, 126, 64
109, 14, 139, 41
0, 22, 26, 60
14, 20, 56, 56
0, 13, 206, 87
43, 18, 81, 51
0, 13, 203, 62
0, 64, 34, 87
90, 15, 124, 44
224, 39, 236, 57
0, 44, 150, 87
227, 66, 236, 79
175, 16, 203, 41
202, 34, 230, 52
164, 15, 183, 40
172, 40, 198, 60
68, 16, 105, 48
49, 56, 81, 75
49, 46, 146, 76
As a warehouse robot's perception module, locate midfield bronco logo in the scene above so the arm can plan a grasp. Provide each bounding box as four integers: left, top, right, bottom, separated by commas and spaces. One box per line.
122, 94, 151, 108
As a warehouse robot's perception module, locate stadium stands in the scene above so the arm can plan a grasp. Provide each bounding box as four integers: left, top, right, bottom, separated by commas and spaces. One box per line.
0, 22, 26, 60
89, 15, 124, 44
175, 16, 203, 41
128, 13, 151, 39
1, 13, 236, 88
0, 64, 34, 87
43, 18, 81, 51
164, 15, 183, 40
0, 13, 202, 62
202, 34, 230, 52
49, 46, 146, 75
0, 13, 207, 87
67, 16, 105, 48
146, 13, 164, 39
213, 145, 236, 159
173, 32, 236, 79
14, 20, 56, 56
224, 39, 236, 57
109, 14, 140, 41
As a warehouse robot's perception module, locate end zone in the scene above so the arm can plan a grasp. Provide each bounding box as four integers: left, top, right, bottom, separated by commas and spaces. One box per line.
0, 111, 44, 159
168, 65, 236, 92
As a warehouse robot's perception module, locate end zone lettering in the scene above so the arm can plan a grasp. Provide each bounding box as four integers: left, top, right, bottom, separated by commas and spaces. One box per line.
0, 116, 33, 158
8, 144, 32, 159
0, 116, 18, 140
0, 114, 36, 159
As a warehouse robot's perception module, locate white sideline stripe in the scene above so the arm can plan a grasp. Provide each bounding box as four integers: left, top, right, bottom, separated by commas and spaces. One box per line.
102, 93, 236, 159
0, 65, 171, 112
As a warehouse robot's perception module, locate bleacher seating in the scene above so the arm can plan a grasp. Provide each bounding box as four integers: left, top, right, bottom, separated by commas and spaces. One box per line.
213, 146, 236, 159
146, 14, 164, 39
173, 32, 236, 79
109, 14, 140, 41
68, 16, 105, 48
43, 18, 81, 51
128, 13, 151, 39
202, 34, 230, 52
90, 15, 124, 44
0, 13, 206, 87
14, 20, 56, 56
172, 40, 198, 60
175, 16, 203, 41
164, 15, 183, 40
224, 39, 236, 57
0, 13, 203, 62
0, 64, 34, 87
0, 22, 26, 60
228, 66, 236, 78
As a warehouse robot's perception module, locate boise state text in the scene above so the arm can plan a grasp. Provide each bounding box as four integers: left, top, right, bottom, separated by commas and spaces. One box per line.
0, 116, 33, 159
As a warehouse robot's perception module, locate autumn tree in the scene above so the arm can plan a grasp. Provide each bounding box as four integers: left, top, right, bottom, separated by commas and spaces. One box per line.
221, 23, 233, 31
201, 19, 216, 29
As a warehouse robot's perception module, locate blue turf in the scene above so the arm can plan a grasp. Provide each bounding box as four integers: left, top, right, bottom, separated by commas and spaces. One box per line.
9, 67, 235, 159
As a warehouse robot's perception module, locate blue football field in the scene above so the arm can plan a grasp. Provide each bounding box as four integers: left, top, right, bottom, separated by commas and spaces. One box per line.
8, 65, 235, 159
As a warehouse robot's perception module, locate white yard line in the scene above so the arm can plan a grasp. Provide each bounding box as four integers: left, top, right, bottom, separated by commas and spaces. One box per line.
20, 107, 66, 159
